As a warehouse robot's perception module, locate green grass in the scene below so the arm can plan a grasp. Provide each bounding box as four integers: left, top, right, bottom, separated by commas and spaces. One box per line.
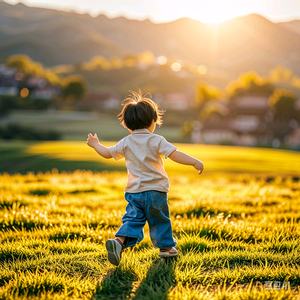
0, 139, 300, 299
0, 168, 300, 299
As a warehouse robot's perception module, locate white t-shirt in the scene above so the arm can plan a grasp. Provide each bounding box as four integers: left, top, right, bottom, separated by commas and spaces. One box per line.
108, 128, 177, 193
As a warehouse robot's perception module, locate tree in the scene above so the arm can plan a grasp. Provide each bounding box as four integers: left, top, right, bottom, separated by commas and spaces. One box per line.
195, 82, 222, 109
123, 54, 138, 67
62, 75, 87, 101
269, 89, 297, 122
6, 54, 60, 85
43, 69, 60, 86
83, 56, 110, 70
199, 101, 228, 121
109, 56, 123, 69
0, 96, 10, 116
6, 55, 33, 74
138, 51, 155, 65
226, 71, 274, 98
269, 66, 293, 83
291, 76, 300, 89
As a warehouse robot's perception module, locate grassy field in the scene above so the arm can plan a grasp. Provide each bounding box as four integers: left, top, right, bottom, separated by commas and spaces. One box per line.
1, 142, 300, 299
1, 140, 300, 175
1, 171, 300, 299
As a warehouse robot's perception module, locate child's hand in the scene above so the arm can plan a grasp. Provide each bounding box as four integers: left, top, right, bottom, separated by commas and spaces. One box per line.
86, 133, 99, 148
194, 160, 204, 175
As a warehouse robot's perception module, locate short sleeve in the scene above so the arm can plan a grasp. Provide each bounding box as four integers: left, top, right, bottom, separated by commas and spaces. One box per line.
158, 137, 177, 159
108, 138, 125, 161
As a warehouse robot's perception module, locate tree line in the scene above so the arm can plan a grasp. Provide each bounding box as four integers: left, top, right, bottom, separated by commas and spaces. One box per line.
195, 68, 300, 124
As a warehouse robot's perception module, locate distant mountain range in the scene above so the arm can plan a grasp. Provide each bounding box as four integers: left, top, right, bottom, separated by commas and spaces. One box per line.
1, 1, 300, 80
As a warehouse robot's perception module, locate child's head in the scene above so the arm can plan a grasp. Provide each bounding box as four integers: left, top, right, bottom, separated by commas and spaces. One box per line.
118, 90, 164, 131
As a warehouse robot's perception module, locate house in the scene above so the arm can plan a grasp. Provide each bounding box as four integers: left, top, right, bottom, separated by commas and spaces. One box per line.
0, 66, 61, 100
0, 86, 18, 96
199, 93, 298, 147
25, 77, 62, 100
0, 65, 19, 96
80, 91, 121, 110
26, 77, 47, 90
228, 94, 271, 135
233, 94, 269, 110
199, 118, 238, 144
32, 85, 61, 100
163, 92, 192, 110
0, 65, 17, 78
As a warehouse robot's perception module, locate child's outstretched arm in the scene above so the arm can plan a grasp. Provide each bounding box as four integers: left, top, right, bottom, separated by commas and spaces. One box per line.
168, 150, 204, 174
86, 133, 112, 159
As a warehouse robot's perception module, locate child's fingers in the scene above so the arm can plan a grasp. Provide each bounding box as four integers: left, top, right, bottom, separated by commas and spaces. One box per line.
95, 133, 98, 138
88, 133, 93, 137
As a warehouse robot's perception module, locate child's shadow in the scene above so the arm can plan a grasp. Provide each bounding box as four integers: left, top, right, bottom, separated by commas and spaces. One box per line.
92, 256, 176, 300
132, 257, 177, 300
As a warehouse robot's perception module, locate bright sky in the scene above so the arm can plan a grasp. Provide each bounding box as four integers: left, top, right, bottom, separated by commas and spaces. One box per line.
5, 0, 300, 23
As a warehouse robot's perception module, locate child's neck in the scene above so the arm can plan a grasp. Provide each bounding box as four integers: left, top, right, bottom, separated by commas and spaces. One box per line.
128, 122, 156, 134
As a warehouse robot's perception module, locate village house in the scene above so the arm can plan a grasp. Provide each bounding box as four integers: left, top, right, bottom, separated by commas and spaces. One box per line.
0, 65, 19, 96
163, 92, 193, 110
0, 65, 61, 100
197, 93, 299, 148
79, 91, 121, 110
26, 77, 61, 100
227, 94, 273, 146
32, 85, 61, 100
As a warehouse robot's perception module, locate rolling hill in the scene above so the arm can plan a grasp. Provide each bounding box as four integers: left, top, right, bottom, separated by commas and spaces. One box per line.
1, 1, 300, 80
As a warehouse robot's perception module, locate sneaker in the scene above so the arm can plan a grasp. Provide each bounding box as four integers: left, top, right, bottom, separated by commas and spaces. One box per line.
105, 239, 123, 266
159, 247, 178, 257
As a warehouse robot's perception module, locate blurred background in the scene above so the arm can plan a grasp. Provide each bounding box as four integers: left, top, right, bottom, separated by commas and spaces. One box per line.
0, 0, 300, 151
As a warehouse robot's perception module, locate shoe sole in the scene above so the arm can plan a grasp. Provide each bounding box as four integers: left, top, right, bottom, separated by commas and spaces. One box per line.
105, 240, 120, 266
159, 252, 178, 257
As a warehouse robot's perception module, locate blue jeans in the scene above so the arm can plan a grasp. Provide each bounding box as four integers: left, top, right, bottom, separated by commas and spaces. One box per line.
115, 191, 176, 249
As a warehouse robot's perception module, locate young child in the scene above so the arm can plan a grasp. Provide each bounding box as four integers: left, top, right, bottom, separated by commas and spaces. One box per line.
86, 90, 203, 266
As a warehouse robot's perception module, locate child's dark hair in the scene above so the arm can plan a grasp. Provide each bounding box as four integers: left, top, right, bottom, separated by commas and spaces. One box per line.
118, 90, 164, 131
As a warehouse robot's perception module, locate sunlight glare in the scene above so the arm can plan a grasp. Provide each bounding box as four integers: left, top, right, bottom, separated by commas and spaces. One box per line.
157, 56, 167, 65
171, 62, 181, 72
181, 0, 245, 24
200, 14, 235, 24
20, 88, 29, 97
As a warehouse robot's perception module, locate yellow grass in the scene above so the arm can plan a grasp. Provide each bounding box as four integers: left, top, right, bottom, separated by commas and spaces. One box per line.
26, 141, 300, 174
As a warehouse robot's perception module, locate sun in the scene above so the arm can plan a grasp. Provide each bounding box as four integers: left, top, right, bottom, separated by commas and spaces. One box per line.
198, 10, 239, 24
185, 0, 245, 24
201, 15, 235, 24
